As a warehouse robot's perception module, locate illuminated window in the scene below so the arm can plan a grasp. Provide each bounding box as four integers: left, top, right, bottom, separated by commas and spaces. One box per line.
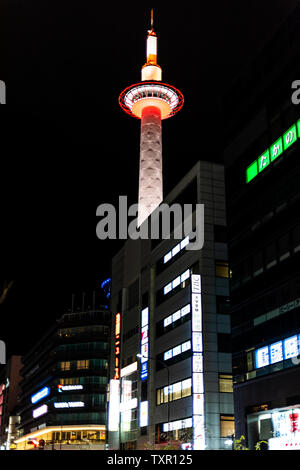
219, 374, 233, 393
157, 378, 192, 405
220, 415, 235, 438
181, 378, 192, 398
163, 236, 189, 264
216, 261, 229, 278
163, 304, 191, 330
61, 362, 70, 371
173, 382, 182, 401
77, 360, 89, 370
163, 340, 191, 362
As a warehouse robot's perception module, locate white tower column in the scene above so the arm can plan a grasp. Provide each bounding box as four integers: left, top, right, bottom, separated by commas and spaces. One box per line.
138, 105, 163, 227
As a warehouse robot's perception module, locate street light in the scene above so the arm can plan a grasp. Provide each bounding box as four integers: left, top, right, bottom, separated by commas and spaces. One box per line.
136, 354, 171, 442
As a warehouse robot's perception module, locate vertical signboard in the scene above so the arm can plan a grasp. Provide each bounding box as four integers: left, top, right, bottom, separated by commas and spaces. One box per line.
108, 379, 120, 432
141, 308, 149, 381
191, 275, 205, 450
114, 313, 121, 380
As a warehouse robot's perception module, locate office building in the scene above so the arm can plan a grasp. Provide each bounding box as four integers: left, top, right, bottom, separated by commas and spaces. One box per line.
14, 307, 110, 450
224, 4, 300, 450
108, 161, 234, 450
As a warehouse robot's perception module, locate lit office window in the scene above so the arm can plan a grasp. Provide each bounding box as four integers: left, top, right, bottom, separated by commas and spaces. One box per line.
163, 340, 191, 362
61, 362, 71, 371
215, 261, 229, 278
163, 304, 191, 329
173, 382, 182, 401
182, 379, 192, 398
219, 374, 233, 393
163, 270, 191, 297
172, 276, 181, 289
77, 360, 89, 370
182, 341, 191, 353
157, 379, 192, 405
220, 415, 235, 438
163, 237, 190, 264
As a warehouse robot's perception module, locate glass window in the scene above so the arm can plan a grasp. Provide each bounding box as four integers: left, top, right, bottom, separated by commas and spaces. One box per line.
173, 382, 182, 401
61, 362, 70, 371
164, 315, 172, 328
181, 269, 190, 283
173, 345, 182, 357
181, 304, 191, 317
219, 374, 233, 393
164, 252, 172, 264
164, 350, 173, 361
182, 379, 192, 398
181, 341, 191, 353
77, 360, 89, 370
172, 310, 181, 323
172, 276, 181, 289
172, 244, 181, 257
220, 415, 235, 438
164, 283, 172, 295
216, 261, 229, 278
181, 236, 189, 249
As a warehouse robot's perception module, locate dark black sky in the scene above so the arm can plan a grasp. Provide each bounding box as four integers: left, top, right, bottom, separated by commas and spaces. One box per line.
0, 1, 299, 357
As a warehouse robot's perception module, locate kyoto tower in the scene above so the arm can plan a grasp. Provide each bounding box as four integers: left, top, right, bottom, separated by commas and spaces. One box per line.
119, 10, 184, 227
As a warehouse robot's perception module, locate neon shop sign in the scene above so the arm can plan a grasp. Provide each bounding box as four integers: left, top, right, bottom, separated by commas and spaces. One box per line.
246, 119, 300, 183
114, 313, 121, 380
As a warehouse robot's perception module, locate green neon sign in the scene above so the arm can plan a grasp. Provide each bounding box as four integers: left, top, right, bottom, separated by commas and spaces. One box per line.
258, 149, 270, 172
283, 124, 297, 150
246, 119, 299, 183
246, 161, 258, 183
270, 137, 283, 162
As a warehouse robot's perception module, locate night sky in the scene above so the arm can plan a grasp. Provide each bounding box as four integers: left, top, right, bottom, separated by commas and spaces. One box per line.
0, 1, 298, 357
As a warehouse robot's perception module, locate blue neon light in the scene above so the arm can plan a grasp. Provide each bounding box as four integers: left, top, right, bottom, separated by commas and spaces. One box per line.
31, 386, 50, 404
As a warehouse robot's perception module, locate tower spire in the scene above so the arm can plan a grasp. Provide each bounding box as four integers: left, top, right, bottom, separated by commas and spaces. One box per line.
151, 8, 154, 30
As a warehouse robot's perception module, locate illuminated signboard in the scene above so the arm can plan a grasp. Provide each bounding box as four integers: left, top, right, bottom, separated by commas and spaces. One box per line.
31, 387, 50, 405
119, 398, 138, 413
114, 313, 121, 380
108, 379, 120, 432
54, 402, 85, 409
33, 404, 48, 419
120, 362, 138, 378
255, 346, 269, 369
270, 341, 283, 364
284, 336, 298, 359
58, 385, 83, 392
139, 401, 149, 427
255, 333, 300, 369
267, 407, 300, 448
141, 308, 149, 381
191, 274, 205, 450
246, 119, 300, 183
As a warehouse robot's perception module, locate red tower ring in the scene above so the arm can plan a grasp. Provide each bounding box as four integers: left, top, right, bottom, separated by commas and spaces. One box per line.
119, 81, 184, 120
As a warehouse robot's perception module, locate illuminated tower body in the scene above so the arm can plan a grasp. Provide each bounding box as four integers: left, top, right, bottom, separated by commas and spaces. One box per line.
119, 12, 184, 227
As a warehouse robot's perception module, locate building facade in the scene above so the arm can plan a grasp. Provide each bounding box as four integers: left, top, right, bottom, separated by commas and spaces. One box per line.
0, 356, 22, 450
14, 308, 110, 450
224, 4, 300, 450
108, 161, 234, 450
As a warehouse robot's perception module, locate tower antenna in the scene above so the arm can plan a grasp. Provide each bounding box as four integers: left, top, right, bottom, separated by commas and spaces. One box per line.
151, 8, 154, 30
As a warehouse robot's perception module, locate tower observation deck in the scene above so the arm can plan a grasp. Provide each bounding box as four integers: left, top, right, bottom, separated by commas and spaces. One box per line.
119, 10, 184, 227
